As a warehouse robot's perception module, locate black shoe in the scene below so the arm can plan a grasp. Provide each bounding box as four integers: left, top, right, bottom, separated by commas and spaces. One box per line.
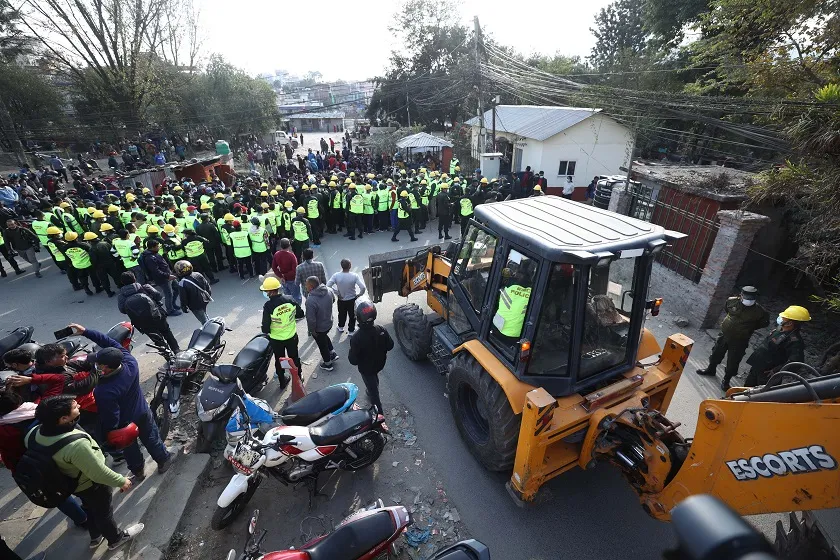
73, 285, 82, 291
444, 235, 452, 240
107, 291, 115, 298
60, 269, 66, 274
210, 278, 220, 284
439, 234, 444, 239
0, 270, 6, 278
410, 237, 418, 241
349, 237, 356, 240
239, 275, 246, 280
696, 368, 716, 377
131, 469, 147, 482
14, 269, 23, 275
359, 234, 364, 238
84, 289, 94, 296
95, 287, 105, 293
249, 274, 254, 279
391, 237, 398, 242
157, 453, 174, 474
720, 379, 731, 392
35, 272, 42, 278
229, 268, 237, 273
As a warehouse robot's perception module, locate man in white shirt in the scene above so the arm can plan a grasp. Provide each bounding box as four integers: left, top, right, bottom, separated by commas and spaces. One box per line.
326, 258, 367, 333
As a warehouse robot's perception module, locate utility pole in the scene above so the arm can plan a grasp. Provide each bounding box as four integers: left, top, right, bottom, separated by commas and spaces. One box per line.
406, 91, 411, 128
474, 16, 483, 156
491, 95, 499, 152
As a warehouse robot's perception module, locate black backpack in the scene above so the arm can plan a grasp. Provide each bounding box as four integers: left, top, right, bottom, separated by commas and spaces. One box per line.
14, 426, 90, 508
124, 290, 163, 322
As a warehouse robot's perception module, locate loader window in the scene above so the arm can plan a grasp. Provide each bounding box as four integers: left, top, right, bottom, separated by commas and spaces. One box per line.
453, 226, 499, 314
528, 263, 576, 376
579, 256, 638, 379
488, 249, 538, 361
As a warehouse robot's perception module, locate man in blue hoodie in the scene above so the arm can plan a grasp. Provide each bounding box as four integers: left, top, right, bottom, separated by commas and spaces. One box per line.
69, 323, 173, 480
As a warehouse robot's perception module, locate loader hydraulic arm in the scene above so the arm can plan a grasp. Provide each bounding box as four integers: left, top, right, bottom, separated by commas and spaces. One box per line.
364, 244, 452, 303
589, 374, 840, 521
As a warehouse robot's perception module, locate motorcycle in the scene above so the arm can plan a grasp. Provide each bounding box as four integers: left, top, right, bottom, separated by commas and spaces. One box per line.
222, 382, 360, 459
213, 394, 388, 529
0, 322, 134, 364
226, 505, 489, 560
148, 317, 227, 441
195, 333, 275, 453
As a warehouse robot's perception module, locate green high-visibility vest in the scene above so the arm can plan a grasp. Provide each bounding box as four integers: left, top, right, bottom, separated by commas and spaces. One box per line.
249, 228, 268, 253
362, 192, 374, 214
269, 301, 297, 340
219, 226, 231, 246
306, 198, 320, 219
332, 192, 342, 209
31, 220, 51, 245
113, 238, 138, 267
349, 194, 364, 214
0, 231, 4, 246
449, 158, 459, 175
147, 214, 159, 227
163, 210, 174, 222
460, 198, 473, 216
119, 210, 132, 225
216, 217, 226, 232
229, 231, 251, 258
46, 240, 66, 262
175, 217, 188, 231
167, 236, 186, 261
200, 194, 210, 205
421, 188, 430, 206
180, 202, 189, 212
183, 215, 196, 231
397, 201, 410, 219
496, 284, 532, 338
408, 193, 419, 210
65, 246, 92, 269
291, 220, 309, 241
283, 212, 293, 232
184, 239, 205, 258
377, 190, 390, 211
63, 214, 83, 234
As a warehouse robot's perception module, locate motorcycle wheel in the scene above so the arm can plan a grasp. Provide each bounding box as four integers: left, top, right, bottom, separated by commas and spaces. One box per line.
343, 432, 386, 471
150, 390, 172, 442
211, 476, 261, 530
195, 420, 214, 454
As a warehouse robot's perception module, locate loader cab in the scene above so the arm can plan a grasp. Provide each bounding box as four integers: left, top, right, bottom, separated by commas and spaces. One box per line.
446, 196, 680, 397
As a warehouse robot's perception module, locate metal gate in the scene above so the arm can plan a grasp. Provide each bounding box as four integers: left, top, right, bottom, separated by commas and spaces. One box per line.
629, 185, 720, 283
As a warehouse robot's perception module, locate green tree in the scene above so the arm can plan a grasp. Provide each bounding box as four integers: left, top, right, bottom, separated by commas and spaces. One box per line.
589, 0, 648, 71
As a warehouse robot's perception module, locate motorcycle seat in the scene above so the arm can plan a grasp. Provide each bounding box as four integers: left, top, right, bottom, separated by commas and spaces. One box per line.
211, 364, 242, 383
188, 321, 223, 352
0, 328, 30, 357
105, 323, 132, 347
233, 336, 270, 368
304, 511, 395, 560
280, 385, 349, 426
308, 409, 372, 446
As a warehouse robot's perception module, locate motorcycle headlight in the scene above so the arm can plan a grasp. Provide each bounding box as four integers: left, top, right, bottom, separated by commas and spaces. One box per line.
196, 396, 227, 421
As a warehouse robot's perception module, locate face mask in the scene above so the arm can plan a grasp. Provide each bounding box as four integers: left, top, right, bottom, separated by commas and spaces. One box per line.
776, 315, 783, 326
263, 291, 270, 300
741, 298, 755, 306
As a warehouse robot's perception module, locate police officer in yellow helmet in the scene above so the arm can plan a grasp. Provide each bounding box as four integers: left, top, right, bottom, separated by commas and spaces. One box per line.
743, 305, 810, 388
64, 231, 100, 295
260, 276, 304, 387
493, 263, 532, 343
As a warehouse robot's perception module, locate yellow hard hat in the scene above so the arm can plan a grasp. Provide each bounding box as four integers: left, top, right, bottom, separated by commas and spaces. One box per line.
400, 190, 408, 197
173, 185, 183, 192
99, 223, 114, 232
320, 179, 327, 185
83, 231, 98, 241
400, 169, 406, 175
270, 189, 278, 196
286, 186, 295, 193
142, 188, 150, 194
260, 202, 269, 209
480, 178, 488, 184
200, 203, 211, 210
533, 185, 542, 191
349, 172, 355, 177
261, 183, 268, 188
420, 167, 426, 173
301, 185, 309, 191
490, 178, 498, 182
455, 166, 460, 172
126, 194, 136, 203
260, 191, 268, 197
328, 181, 336, 187
224, 213, 235, 221
47, 226, 62, 235
344, 178, 352, 184
441, 173, 448, 179
107, 205, 119, 213
366, 173, 375, 179
441, 182, 450, 189
163, 224, 176, 234
284, 201, 293, 209
420, 179, 427, 185
146, 225, 160, 234
348, 183, 357, 189
386, 178, 394, 184
59, 201, 70, 209
92, 210, 106, 219
215, 193, 225, 199
330, 175, 338, 182
779, 305, 811, 322
87, 207, 96, 215
296, 207, 305, 213
365, 184, 372, 190
64, 232, 78, 241
260, 276, 281, 291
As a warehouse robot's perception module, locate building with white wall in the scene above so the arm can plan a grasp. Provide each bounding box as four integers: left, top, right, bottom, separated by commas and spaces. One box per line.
466, 106, 633, 197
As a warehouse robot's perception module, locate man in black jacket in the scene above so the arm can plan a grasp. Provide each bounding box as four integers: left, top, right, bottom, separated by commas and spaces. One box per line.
140, 239, 181, 316
117, 271, 180, 352
4, 219, 41, 277
175, 260, 213, 325
196, 214, 225, 273
348, 300, 393, 423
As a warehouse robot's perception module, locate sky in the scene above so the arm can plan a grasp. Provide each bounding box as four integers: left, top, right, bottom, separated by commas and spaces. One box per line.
200, 0, 613, 81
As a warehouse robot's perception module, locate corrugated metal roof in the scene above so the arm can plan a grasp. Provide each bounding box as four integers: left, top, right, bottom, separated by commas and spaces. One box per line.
465, 105, 601, 141
396, 132, 453, 149
290, 111, 346, 119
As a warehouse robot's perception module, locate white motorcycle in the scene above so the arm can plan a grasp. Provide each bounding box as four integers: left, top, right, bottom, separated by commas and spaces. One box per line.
212, 393, 388, 530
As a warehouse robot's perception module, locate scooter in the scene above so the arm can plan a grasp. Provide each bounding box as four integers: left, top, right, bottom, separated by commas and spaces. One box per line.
213, 394, 388, 529
226, 505, 489, 560
148, 317, 227, 441
0, 322, 134, 365
222, 382, 360, 459
195, 333, 275, 453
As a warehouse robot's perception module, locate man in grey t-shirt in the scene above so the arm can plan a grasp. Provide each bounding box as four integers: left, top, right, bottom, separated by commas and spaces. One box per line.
326, 258, 366, 333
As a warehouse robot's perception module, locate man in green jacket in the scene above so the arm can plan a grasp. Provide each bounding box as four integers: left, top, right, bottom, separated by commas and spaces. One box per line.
29, 395, 143, 550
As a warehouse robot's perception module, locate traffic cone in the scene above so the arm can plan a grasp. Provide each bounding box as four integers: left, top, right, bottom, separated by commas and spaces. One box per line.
285, 358, 306, 402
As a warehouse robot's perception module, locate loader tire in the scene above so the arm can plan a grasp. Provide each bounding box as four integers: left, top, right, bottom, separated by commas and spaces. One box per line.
448, 352, 520, 471
393, 303, 432, 361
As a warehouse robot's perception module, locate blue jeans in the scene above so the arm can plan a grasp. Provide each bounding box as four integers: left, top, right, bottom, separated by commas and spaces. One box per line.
192, 307, 209, 325
57, 496, 87, 525
123, 408, 170, 474
390, 209, 398, 229
283, 280, 301, 304
155, 279, 180, 313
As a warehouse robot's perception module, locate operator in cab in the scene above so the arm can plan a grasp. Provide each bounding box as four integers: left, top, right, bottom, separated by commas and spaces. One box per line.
743, 305, 809, 388
492, 265, 532, 343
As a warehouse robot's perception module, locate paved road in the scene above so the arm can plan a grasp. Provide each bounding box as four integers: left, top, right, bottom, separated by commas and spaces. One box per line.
0, 215, 782, 559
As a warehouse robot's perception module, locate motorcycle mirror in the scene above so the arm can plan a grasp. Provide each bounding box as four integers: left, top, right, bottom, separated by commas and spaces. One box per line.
226, 550, 236, 560
249, 510, 259, 535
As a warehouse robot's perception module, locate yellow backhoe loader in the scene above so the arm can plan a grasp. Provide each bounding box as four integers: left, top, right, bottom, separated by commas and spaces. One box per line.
363, 196, 840, 556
